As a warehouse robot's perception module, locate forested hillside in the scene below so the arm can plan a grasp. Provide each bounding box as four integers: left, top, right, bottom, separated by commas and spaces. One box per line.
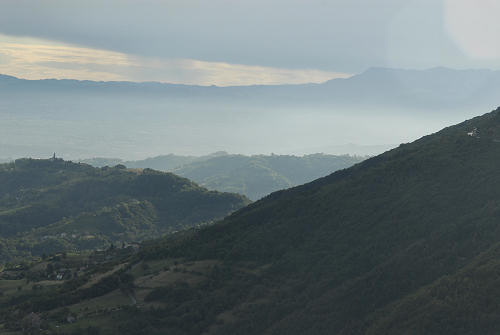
173, 153, 364, 200
83, 153, 364, 200
0, 159, 249, 262
4, 108, 500, 334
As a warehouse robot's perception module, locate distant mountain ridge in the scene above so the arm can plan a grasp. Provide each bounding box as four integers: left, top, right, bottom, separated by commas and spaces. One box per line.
2, 67, 500, 109
81, 153, 365, 200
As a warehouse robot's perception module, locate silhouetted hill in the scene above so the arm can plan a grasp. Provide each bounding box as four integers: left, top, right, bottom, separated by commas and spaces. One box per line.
4, 108, 500, 334
321, 67, 500, 109
0, 158, 249, 262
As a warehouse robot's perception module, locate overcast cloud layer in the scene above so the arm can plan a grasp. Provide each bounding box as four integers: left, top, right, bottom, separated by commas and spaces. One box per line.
1, 0, 499, 84
0, 34, 349, 85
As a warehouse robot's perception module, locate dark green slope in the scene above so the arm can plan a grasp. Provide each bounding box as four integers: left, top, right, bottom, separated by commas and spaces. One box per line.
136, 108, 500, 334
5, 109, 500, 334
366, 241, 500, 334
0, 159, 249, 262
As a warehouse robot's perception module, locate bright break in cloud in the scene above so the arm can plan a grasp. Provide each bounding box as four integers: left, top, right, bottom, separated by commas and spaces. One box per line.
0, 34, 350, 86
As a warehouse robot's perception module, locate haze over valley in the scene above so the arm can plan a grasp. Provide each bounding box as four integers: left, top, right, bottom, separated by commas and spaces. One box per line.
2, 67, 500, 159
3, 1, 500, 334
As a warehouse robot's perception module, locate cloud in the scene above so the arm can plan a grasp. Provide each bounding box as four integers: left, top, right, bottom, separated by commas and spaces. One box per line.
0, 35, 131, 81
2, 0, 496, 72
0, 0, 419, 73
0, 34, 350, 85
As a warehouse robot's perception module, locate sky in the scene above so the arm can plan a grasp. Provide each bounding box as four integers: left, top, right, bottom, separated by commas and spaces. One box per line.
1, 0, 499, 86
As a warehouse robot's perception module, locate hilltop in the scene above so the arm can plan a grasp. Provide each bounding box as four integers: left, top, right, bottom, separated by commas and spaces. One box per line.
0, 159, 249, 263
4, 108, 500, 334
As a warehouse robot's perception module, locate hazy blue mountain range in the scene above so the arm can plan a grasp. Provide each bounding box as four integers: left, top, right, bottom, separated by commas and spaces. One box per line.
1, 67, 498, 159
81, 153, 365, 200
1, 67, 499, 109
4, 108, 500, 334
0, 158, 249, 262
